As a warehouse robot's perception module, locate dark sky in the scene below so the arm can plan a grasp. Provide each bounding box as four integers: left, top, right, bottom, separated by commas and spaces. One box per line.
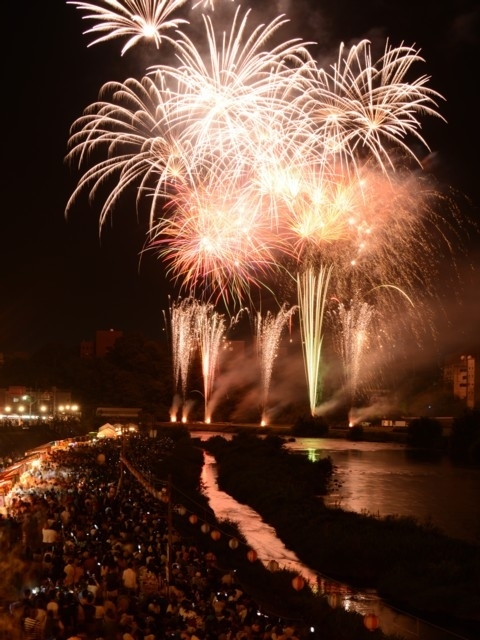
3, 0, 480, 355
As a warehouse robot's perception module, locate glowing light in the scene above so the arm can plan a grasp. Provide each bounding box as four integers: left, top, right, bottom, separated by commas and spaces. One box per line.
64, 0, 467, 416
255, 305, 297, 425
67, 0, 189, 55
330, 296, 376, 405
297, 266, 333, 416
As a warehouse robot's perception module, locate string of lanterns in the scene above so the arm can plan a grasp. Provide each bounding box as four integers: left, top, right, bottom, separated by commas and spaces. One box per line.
178, 501, 307, 592
121, 456, 308, 593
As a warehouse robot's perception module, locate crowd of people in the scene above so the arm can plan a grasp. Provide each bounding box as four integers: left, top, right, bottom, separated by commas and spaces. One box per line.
0, 436, 304, 640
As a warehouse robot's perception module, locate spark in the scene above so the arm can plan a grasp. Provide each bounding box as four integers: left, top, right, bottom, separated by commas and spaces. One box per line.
67, 0, 189, 55
255, 304, 297, 425
167, 297, 198, 407
297, 266, 333, 416
330, 296, 376, 405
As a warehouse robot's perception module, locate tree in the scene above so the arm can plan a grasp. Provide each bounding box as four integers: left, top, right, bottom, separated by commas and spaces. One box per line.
450, 409, 480, 464
406, 417, 443, 449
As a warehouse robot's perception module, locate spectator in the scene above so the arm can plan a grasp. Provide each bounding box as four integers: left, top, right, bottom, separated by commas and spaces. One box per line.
122, 560, 138, 595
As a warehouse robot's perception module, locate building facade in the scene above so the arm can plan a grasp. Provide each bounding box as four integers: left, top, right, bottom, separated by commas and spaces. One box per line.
443, 352, 480, 409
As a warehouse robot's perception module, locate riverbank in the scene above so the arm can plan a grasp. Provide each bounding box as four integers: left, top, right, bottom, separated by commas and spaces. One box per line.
0, 421, 409, 465
157, 421, 410, 443
202, 432, 480, 639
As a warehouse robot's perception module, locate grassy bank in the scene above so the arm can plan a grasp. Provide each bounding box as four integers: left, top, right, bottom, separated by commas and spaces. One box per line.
201, 432, 480, 639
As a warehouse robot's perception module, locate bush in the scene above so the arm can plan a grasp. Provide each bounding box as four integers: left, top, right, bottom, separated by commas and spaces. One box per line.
346, 425, 364, 441
450, 410, 480, 463
292, 414, 329, 436
407, 417, 443, 449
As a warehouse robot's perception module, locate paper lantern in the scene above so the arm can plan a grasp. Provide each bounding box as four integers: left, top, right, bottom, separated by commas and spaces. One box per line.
267, 559, 279, 572
97, 453, 105, 464
177, 505, 187, 516
229, 538, 239, 550
201, 523, 210, 534
327, 593, 341, 608
210, 530, 221, 541
291, 575, 305, 591
247, 549, 258, 563
189, 514, 198, 524
363, 613, 379, 632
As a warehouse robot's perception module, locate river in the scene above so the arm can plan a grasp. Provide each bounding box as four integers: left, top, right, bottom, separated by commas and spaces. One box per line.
196, 432, 480, 640
283, 438, 480, 545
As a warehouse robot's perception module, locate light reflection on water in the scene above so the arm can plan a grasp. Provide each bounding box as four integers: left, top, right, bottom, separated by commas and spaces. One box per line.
284, 438, 480, 545
201, 451, 319, 585
196, 432, 479, 639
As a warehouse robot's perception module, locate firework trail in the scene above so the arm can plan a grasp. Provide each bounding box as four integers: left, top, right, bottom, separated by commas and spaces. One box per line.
297, 266, 333, 416
194, 302, 227, 423
167, 297, 198, 419
255, 304, 297, 425
330, 296, 376, 406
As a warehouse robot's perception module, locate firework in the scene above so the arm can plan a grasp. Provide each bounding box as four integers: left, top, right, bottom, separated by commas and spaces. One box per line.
194, 302, 227, 423
297, 266, 333, 416
192, 0, 234, 10
149, 170, 291, 305
255, 305, 297, 425
65, 73, 180, 229
167, 297, 199, 418
330, 296, 376, 405
147, 7, 314, 169
65, 0, 465, 417
307, 39, 445, 174
67, 0, 189, 55
66, 5, 446, 306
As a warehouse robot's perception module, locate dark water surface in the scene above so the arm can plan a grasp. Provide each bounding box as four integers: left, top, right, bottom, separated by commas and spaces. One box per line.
284, 438, 480, 545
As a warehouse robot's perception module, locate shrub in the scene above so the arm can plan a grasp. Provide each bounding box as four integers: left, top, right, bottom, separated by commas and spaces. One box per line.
407, 417, 443, 449
292, 414, 329, 436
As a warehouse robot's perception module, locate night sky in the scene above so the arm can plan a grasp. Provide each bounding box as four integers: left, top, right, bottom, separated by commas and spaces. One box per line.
3, 0, 480, 355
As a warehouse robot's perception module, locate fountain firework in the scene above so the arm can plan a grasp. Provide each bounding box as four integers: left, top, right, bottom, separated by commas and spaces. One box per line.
255, 304, 297, 426
297, 266, 333, 416
166, 297, 198, 421
194, 302, 227, 423
330, 296, 376, 408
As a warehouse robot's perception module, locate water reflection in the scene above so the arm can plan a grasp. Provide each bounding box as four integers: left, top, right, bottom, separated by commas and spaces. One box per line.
200, 450, 465, 640
201, 451, 318, 585
284, 439, 480, 544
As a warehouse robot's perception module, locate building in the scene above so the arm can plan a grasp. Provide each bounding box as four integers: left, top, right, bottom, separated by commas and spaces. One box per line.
443, 352, 480, 409
0, 387, 77, 420
80, 328, 124, 358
